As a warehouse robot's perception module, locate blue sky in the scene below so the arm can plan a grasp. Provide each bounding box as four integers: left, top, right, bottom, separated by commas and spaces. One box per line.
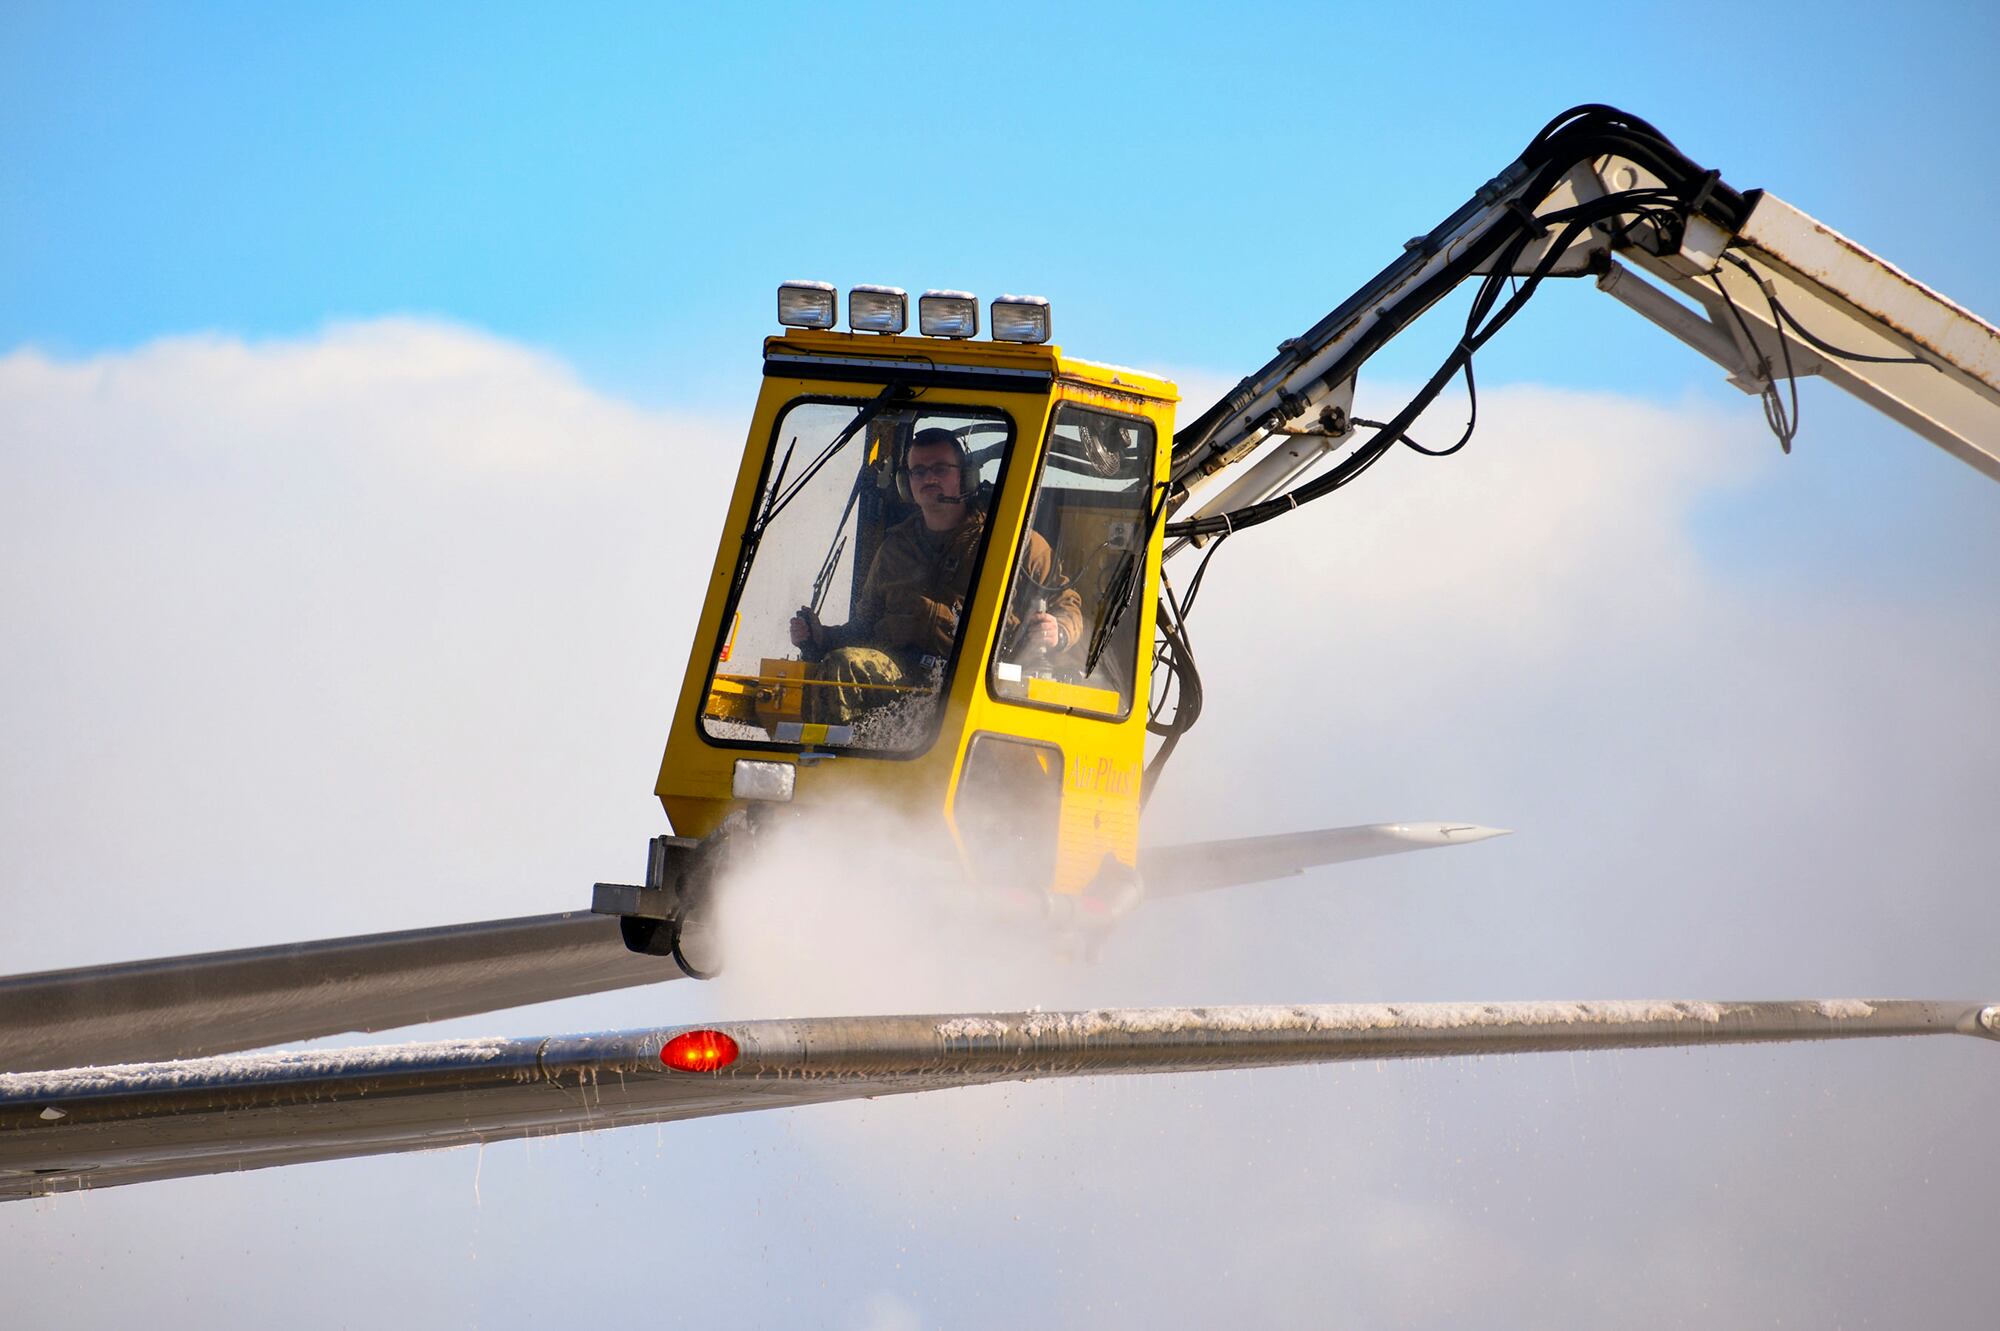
8, 2, 1998, 406
5, 5, 1999, 1328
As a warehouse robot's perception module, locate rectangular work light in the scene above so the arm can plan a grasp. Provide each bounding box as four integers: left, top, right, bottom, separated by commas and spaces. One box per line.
777, 280, 838, 329
848, 285, 908, 334
919, 289, 979, 338
990, 295, 1051, 344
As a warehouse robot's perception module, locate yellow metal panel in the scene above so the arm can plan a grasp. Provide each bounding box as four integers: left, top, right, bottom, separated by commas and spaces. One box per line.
1023, 676, 1123, 714
702, 674, 759, 726
1052, 359, 1179, 406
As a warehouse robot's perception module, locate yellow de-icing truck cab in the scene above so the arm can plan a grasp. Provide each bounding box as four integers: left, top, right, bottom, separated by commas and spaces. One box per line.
616, 285, 1176, 969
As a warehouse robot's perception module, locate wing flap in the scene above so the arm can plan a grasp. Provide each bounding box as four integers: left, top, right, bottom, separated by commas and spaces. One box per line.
6, 998, 1990, 1201
0, 911, 685, 1072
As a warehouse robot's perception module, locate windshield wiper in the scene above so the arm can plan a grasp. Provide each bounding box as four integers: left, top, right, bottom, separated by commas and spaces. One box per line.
810, 533, 848, 615
730, 382, 903, 603
1083, 481, 1172, 675
758, 382, 901, 536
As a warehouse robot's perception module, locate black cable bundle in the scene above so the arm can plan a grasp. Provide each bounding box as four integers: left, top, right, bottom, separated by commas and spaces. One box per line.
1165, 105, 1744, 542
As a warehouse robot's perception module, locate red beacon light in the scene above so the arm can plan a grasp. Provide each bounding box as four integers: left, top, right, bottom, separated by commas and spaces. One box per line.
660, 1029, 741, 1073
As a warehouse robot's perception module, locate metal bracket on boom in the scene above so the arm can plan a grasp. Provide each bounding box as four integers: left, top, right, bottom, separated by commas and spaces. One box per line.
593, 833, 723, 978
591, 834, 697, 922
1596, 258, 1772, 392
1172, 379, 1358, 552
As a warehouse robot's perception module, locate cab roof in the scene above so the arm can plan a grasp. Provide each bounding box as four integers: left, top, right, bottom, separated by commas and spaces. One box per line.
765, 329, 1178, 404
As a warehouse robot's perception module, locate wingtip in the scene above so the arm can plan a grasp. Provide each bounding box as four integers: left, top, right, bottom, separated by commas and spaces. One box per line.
1382, 822, 1513, 845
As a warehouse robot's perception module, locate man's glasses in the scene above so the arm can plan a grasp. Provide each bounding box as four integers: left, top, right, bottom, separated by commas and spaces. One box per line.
907, 463, 960, 481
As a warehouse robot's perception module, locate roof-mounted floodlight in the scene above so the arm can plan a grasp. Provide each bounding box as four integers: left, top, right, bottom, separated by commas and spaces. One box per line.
848, 285, 908, 334
777, 280, 837, 329
919, 290, 979, 339
990, 295, 1051, 344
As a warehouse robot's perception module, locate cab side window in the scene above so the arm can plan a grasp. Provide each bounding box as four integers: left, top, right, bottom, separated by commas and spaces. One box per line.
990, 404, 1155, 718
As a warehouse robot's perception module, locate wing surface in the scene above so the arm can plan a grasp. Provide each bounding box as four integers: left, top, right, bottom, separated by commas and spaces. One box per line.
0, 821, 1513, 1072
5, 997, 1990, 1201
1141, 822, 1510, 898
0, 912, 685, 1073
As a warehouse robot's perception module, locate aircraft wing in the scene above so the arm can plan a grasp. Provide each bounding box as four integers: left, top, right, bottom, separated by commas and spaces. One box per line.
1140, 822, 1510, 898
0, 912, 686, 1073
5, 998, 1991, 1202
0, 821, 1507, 1071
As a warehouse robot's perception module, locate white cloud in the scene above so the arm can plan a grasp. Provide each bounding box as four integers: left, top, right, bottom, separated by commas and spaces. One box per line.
0, 322, 739, 959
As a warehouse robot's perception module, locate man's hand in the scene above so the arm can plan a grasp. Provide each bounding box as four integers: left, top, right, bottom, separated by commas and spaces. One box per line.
1020, 611, 1061, 652
789, 607, 821, 649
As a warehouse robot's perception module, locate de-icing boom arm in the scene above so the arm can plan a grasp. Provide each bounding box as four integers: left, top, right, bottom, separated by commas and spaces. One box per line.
1165, 104, 2000, 543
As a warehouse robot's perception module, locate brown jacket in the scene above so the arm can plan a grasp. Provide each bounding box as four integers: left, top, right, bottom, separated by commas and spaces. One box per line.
821, 512, 1083, 664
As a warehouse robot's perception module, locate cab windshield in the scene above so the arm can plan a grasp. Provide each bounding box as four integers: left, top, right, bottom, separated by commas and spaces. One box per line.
700, 395, 1014, 755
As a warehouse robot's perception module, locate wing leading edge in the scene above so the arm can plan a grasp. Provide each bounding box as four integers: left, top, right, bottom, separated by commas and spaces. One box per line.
5, 998, 1991, 1202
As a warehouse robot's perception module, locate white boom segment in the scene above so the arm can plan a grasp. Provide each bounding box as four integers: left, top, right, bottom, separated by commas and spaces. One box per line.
1609, 190, 2000, 481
